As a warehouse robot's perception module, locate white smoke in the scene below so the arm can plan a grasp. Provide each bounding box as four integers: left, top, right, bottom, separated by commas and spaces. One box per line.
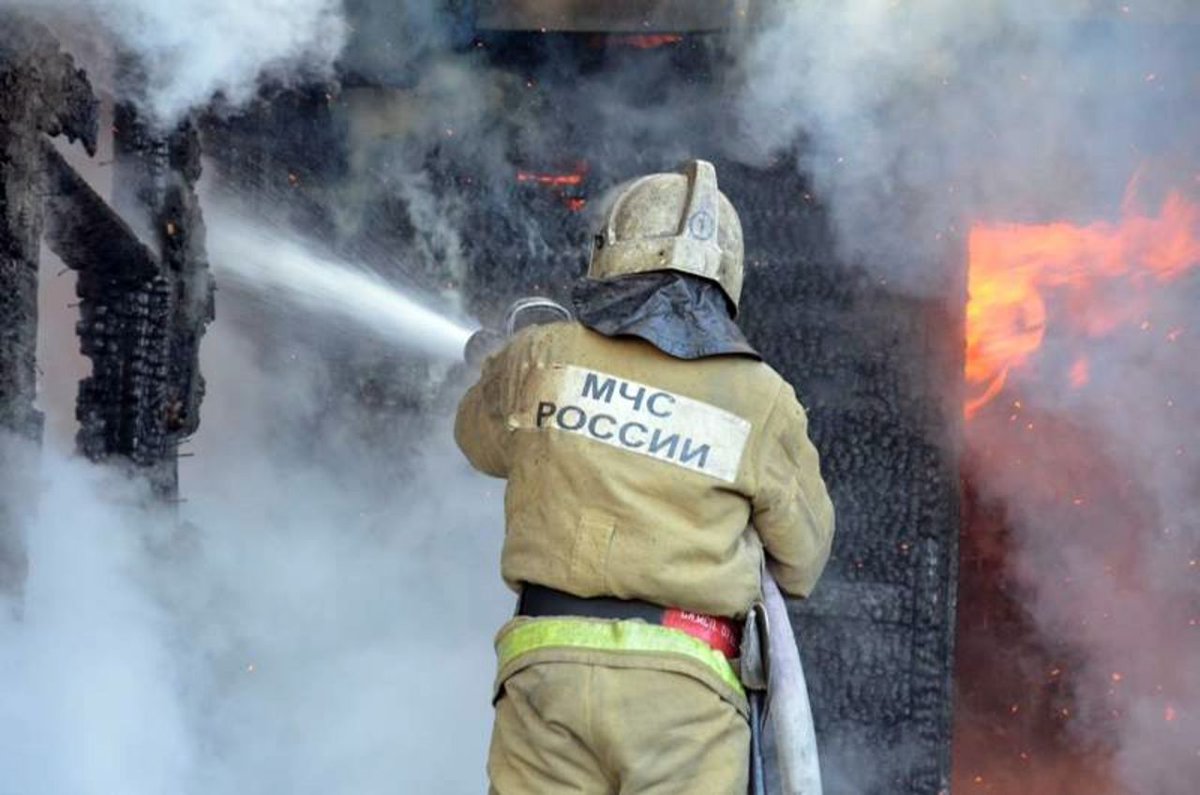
734, 1, 1200, 294
0, 285, 507, 794
733, 2, 1199, 790
0, 448, 195, 795
168, 320, 507, 794
3, 0, 346, 123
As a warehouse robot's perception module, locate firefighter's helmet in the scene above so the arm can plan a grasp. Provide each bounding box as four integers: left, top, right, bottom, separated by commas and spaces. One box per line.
587, 160, 744, 314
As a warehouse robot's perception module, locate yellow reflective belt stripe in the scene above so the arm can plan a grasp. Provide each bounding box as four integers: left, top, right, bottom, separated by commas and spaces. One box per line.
496, 618, 744, 696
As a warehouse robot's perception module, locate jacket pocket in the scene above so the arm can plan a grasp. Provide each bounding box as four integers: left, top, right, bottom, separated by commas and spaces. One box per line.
569, 509, 616, 595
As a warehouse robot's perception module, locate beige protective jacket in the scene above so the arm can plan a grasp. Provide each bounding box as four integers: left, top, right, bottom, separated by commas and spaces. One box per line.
455, 321, 834, 619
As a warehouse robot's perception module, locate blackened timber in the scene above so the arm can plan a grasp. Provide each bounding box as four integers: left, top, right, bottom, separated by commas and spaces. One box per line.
40, 140, 159, 285
0, 14, 98, 598
73, 98, 214, 499
0, 15, 97, 437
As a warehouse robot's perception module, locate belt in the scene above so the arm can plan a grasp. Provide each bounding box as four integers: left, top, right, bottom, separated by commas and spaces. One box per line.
518, 584, 741, 659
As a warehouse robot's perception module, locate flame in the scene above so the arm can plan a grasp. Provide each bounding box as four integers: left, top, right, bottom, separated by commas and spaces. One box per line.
515, 170, 584, 187
515, 162, 589, 212
965, 177, 1200, 417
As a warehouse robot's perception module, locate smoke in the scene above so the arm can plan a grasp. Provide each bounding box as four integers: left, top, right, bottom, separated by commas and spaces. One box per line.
168, 319, 508, 794
732, 2, 1200, 789
962, 270, 1200, 792
0, 266, 507, 793
2, 0, 346, 124
734, 1, 1200, 294
0, 447, 194, 795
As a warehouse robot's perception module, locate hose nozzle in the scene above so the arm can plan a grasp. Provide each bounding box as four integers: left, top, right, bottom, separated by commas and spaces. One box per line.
464, 296, 573, 367
504, 296, 572, 337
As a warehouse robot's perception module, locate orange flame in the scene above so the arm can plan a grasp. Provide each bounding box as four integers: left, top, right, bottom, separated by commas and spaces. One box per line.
516, 170, 585, 187
965, 177, 1200, 417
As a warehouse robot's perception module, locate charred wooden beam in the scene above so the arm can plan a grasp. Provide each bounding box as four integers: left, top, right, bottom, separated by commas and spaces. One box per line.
0, 13, 98, 598
40, 139, 159, 285
72, 95, 214, 499
0, 14, 96, 437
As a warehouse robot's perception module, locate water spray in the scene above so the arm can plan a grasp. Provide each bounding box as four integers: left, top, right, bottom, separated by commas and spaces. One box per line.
205, 210, 476, 360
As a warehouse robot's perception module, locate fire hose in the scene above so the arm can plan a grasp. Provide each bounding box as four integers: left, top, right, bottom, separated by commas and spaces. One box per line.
742, 567, 823, 795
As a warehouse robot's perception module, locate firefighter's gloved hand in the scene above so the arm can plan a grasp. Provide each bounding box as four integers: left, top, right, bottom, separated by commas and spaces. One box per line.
464, 328, 505, 368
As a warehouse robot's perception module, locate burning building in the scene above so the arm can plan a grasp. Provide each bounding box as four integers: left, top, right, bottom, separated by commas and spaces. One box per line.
1, 2, 1197, 794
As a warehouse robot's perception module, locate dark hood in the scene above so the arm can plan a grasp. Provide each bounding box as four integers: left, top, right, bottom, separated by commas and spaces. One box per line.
572, 273, 760, 361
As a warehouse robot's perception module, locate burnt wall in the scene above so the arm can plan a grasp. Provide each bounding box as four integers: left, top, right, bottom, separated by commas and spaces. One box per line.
740, 163, 963, 793
1, 19, 213, 513
0, 17, 96, 439
69, 103, 216, 499
0, 15, 97, 598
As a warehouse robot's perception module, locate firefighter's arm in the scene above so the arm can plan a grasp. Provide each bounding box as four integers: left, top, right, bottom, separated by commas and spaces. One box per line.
751, 383, 835, 598
454, 345, 512, 478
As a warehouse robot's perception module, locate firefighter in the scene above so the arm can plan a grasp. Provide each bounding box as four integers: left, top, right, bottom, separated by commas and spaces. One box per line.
455, 160, 834, 794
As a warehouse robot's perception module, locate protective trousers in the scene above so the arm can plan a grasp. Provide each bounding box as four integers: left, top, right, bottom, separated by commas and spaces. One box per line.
488, 662, 750, 794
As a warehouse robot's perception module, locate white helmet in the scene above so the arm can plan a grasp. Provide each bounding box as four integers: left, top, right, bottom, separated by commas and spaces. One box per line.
587, 160, 745, 313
